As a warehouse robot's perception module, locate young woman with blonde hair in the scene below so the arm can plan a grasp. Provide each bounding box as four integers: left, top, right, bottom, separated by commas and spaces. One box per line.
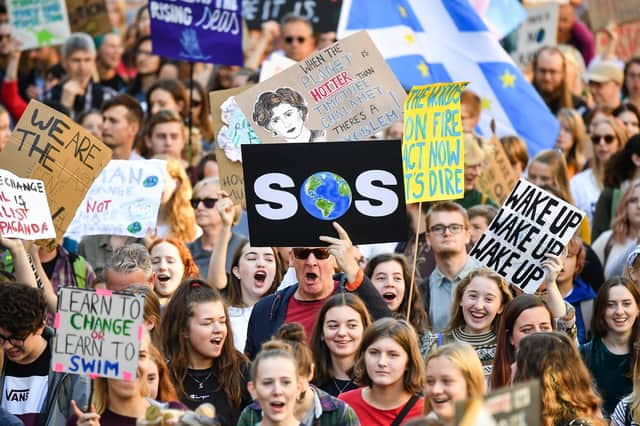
556, 108, 588, 179
423, 342, 485, 426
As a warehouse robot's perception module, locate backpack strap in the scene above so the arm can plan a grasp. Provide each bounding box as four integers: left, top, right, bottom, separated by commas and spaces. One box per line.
580, 299, 594, 341
71, 254, 87, 289
390, 394, 420, 426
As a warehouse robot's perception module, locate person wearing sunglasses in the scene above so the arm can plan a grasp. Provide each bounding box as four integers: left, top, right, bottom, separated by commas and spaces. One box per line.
570, 116, 628, 230
0, 282, 90, 425
280, 13, 316, 62
188, 177, 244, 280
244, 222, 392, 359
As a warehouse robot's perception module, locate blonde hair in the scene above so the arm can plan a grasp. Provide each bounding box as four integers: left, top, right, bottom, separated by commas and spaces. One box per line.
157, 156, 197, 242
591, 117, 629, 189
423, 342, 485, 416
557, 108, 588, 173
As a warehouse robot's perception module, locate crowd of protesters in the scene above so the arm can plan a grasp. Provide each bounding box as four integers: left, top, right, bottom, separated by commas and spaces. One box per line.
2, 0, 640, 425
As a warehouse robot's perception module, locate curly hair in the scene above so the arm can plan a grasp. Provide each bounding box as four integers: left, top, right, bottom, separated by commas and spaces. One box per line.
514, 332, 604, 426
157, 156, 197, 243
364, 253, 429, 334
0, 282, 47, 335
148, 237, 200, 278
252, 87, 308, 130
161, 278, 247, 409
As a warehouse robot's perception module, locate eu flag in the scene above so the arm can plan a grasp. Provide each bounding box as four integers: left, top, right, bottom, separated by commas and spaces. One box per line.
337, 0, 559, 155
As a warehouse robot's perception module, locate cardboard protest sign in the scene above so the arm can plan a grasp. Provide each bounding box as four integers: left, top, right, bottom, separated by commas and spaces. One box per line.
210, 86, 260, 208
402, 82, 468, 203
512, 3, 558, 68
8, 0, 71, 50
52, 288, 144, 380
596, 20, 640, 62
235, 31, 406, 143
65, 159, 165, 239
0, 100, 112, 249
456, 380, 541, 426
67, 0, 111, 36
0, 169, 55, 240
477, 137, 518, 204
148, 0, 243, 65
469, 179, 584, 293
587, 0, 640, 31
242, 140, 407, 246
243, 0, 341, 33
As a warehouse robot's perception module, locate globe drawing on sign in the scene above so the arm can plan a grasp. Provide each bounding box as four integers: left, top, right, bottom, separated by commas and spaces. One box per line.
300, 172, 352, 220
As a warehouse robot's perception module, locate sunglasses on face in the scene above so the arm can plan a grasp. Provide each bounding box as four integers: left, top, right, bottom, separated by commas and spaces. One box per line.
590, 134, 616, 145
292, 247, 331, 260
285, 36, 306, 44
190, 197, 217, 209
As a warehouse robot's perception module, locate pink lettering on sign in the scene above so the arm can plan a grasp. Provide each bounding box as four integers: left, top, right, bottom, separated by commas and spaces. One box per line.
309, 72, 354, 102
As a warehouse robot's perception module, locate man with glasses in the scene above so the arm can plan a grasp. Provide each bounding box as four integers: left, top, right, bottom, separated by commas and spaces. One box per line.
281, 13, 316, 62
420, 201, 479, 332
0, 283, 90, 424
244, 222, 391, 358
532, 46, 587, 115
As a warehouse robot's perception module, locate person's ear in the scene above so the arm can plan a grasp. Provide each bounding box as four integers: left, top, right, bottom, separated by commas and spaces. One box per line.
247, 381, 257, 400
232, 266, 241, 279
148, 272, 157, 287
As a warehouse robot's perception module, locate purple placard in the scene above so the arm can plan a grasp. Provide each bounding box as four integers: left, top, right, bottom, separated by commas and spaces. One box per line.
148, 0, 243, 65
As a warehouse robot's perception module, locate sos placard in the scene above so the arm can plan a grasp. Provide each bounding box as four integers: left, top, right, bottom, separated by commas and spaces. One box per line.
242, 140, 407, 246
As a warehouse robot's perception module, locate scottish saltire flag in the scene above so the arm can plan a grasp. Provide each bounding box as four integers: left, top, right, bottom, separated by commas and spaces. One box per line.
337, 0, 559, 155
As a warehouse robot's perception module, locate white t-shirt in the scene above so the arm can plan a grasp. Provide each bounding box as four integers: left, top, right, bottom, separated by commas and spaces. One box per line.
570, 168, 601, 224
228, 305, 253, 353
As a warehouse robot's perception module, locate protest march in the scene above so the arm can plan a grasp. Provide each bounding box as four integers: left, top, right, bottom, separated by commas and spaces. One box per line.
1, 0, 640, 425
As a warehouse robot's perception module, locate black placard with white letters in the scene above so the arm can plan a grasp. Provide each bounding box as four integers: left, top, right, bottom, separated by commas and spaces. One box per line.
242, 140, 407, 246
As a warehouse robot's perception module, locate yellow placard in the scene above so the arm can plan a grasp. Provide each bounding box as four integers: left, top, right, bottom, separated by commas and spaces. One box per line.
402, 82, 468, 203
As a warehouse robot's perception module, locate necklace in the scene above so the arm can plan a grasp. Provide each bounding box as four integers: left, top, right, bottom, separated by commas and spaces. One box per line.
332, 378, 353, 395
188, 371, 213, 389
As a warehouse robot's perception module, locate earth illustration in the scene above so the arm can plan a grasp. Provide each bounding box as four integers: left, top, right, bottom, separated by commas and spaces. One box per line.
300, 172, 352, 220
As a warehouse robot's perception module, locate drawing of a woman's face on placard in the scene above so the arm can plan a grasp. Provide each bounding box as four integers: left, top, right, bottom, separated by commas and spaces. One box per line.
252, 87, 326, 143
234, 31, 407, 144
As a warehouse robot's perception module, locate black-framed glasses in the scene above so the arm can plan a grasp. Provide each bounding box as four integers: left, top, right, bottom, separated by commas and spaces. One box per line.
190, 197, 218, 209
590, 134, 616, 145
0, 332, 27, 347
285, 36, 306, 44
292, 248, 331, 260
428, 224, 466, 235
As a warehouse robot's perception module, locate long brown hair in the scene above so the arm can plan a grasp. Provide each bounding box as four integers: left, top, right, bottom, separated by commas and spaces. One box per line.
490, 295, 554, 390
590, 277, 640, 378
149, 343, 179, 402
310, 293, 372, 386
353, 318, 424, 394
161, 278, 247, 408
224, 240, 282, 307
446, 268, 512, 333
514, 332, 604, 426
364, 253, 430, 334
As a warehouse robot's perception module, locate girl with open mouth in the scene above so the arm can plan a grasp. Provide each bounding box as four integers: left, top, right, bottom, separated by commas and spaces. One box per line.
245, 340, 302, 426
579, 277, 640, 418
208, 195, 284, 352
420, 268, 512, 380
365, 254, 429, 352
424, 342, 486, 425
149, 237, 200, 305
162, 279, 252, 425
